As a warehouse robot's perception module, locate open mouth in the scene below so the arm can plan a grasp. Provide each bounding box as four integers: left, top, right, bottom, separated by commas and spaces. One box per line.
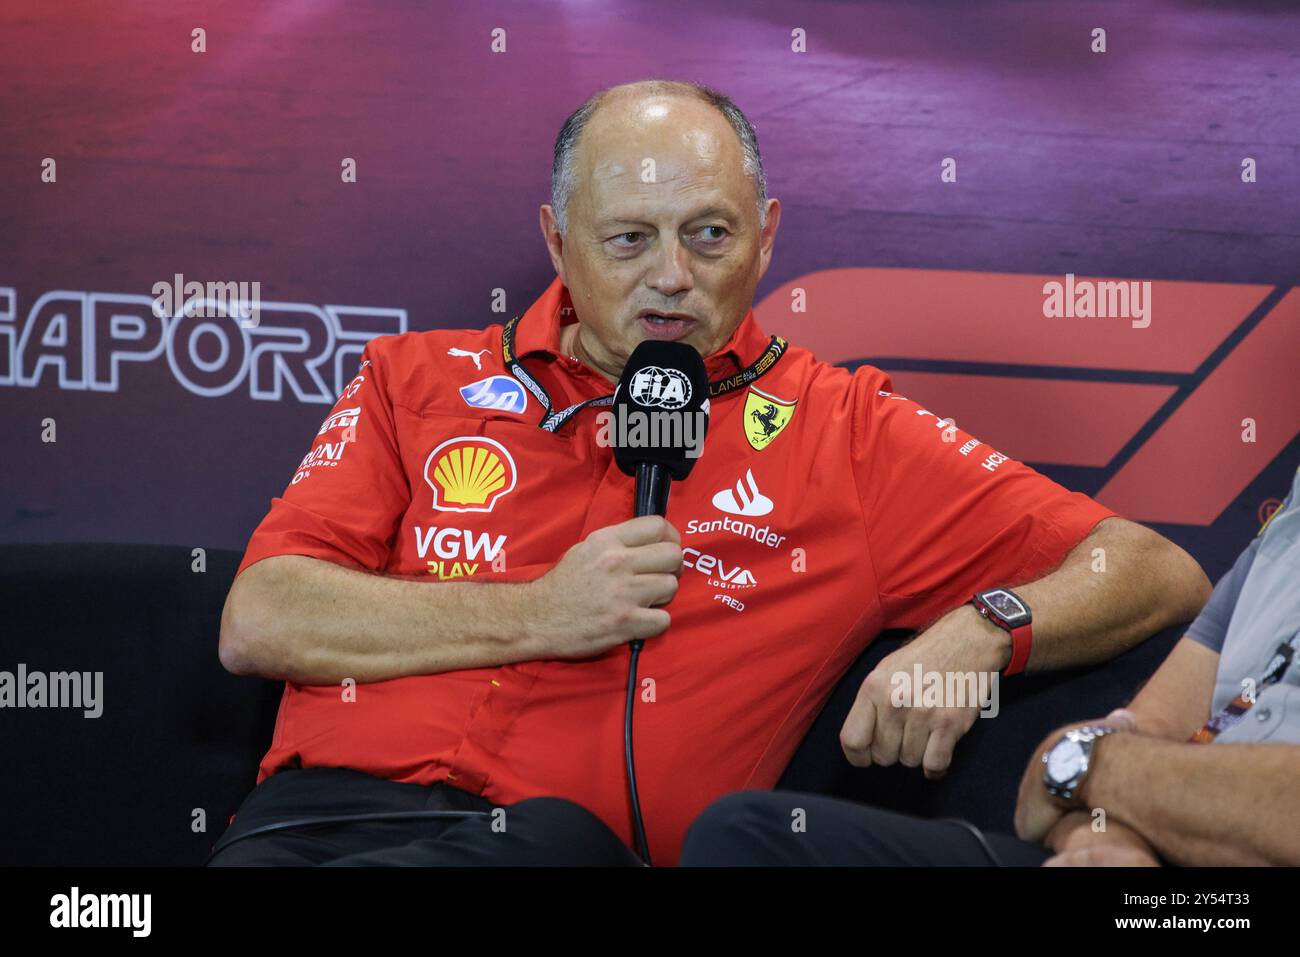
637, 312, 696, 341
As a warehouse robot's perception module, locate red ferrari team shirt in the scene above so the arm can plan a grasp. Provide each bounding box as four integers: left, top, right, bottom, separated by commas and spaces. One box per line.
237, 276, 1117, 865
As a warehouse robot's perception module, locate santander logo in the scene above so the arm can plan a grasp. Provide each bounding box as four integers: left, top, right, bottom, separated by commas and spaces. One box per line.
712, 469, 774, 517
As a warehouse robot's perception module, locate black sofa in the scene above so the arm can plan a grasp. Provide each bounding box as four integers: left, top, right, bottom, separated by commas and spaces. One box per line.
0, 542, 1182, 865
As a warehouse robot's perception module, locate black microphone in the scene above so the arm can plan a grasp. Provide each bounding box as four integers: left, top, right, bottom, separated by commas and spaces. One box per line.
611, 339, 711, 517
609, 338, 709, 867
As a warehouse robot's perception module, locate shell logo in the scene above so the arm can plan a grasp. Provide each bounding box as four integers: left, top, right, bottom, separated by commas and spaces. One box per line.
423, 436, 517, 512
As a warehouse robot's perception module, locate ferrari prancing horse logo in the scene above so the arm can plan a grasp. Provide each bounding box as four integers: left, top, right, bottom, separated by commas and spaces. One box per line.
743, 386, 796, 451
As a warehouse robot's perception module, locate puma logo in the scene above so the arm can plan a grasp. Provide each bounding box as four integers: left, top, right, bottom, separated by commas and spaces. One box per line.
448, 347, 490, 371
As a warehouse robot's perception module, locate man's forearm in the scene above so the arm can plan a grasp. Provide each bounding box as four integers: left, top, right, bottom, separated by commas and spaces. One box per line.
1006, 517, 1210, 672
219, 555, 542, 684
1081, 733, 1300, 866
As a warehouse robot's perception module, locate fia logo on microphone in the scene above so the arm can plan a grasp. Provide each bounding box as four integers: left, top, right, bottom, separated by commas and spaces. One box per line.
629, 366, 692, 409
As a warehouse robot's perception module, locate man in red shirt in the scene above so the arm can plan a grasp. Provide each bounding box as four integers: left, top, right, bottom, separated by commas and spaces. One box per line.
210, 79, 1210, 867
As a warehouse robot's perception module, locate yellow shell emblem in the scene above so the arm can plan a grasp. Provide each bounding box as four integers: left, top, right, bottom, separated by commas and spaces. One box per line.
743, 386, 796, 451
424, 436, 517, 512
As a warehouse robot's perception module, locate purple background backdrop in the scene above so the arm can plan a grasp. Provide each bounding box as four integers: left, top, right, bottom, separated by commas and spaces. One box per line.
2, 0, 1298, 582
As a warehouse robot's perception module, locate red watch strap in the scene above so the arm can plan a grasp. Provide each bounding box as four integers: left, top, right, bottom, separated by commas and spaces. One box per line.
1003, 621, 1033, 677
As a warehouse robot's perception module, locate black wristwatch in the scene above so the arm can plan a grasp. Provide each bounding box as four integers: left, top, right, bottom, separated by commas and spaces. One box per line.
971, 587, 1033, 676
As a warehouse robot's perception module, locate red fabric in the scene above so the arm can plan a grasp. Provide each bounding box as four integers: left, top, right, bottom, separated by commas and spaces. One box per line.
1005, 622, 1034, 676
236, 276, 1117, 864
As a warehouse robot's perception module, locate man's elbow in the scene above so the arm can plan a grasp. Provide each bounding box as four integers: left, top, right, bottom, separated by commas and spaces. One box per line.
218, 583, 259, 676
218, 563, 287, 678
1147, 533, 1212, 626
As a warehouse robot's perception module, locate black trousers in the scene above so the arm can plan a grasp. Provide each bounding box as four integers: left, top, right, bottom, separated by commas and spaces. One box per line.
207, 767, 643, 866
679, 790, 1050, 866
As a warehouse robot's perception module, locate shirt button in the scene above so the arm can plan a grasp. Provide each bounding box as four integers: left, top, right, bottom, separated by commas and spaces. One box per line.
1256, 708, 1272, 722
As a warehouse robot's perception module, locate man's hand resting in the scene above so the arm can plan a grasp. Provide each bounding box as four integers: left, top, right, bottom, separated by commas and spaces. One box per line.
839, 604, 1008, 779
1042, 812, 1161, 867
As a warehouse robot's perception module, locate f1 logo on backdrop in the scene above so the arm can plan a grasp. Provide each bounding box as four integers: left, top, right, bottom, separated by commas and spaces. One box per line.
758, 268, 1300, 526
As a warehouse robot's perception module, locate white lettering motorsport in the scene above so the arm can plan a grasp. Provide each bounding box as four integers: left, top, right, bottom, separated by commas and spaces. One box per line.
50, 886, 150, 937
318, 406, 360, 435
413, 526, 507, 562
292, 439, 350, 484
981, 451, 1008, 473
685, 517, 786, 549
682, 547, 757, 589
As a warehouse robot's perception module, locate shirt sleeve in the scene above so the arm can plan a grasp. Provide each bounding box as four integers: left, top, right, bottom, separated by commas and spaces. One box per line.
1184, 539, 1260, 655
849, 367, 1118, 630
1184, 488, 1291, 654
236, 340, 411, 577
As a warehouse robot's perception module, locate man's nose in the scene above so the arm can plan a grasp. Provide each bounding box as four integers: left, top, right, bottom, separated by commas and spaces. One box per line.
645, 236, 694, 298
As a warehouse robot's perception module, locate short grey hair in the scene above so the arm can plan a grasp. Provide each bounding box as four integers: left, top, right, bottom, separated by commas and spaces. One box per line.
550, 79, 767, 236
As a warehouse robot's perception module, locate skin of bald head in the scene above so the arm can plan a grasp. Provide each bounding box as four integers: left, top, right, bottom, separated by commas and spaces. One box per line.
540, 82, 781, 383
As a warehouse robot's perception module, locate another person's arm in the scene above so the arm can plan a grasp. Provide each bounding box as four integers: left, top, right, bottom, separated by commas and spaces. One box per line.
1057, 732, 1300, 866
1016, 635, 1220, 864
1017, 522, 1291, 865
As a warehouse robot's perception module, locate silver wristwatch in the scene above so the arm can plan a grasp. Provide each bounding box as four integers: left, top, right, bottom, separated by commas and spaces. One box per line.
1041, 725, 1122, 801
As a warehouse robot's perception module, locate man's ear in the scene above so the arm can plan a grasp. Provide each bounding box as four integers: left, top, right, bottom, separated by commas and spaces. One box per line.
539, 205, 567, 283
756, 198, 782, 283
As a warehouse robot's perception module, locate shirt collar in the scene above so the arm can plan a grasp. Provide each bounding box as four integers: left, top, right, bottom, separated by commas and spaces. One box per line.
511, 276, 773, 380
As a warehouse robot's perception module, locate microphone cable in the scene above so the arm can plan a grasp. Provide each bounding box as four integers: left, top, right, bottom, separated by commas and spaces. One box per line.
625, 637, 653, 866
